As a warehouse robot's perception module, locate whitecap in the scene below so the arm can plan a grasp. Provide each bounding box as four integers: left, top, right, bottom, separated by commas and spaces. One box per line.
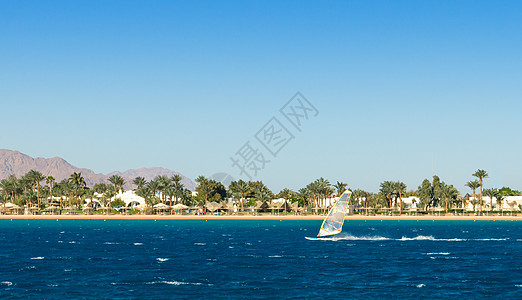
399, 236, 465, 241
104, 242, 119, 245
426, 253, 450, 255
134, 243, 143, 246
311, 234, 390, 241
474, 238, 509, 241
516, 284, 522, 287
69, 241, 77, 244
269, 255, 283, 258
156, 258, 169, 262
194, 243, 206, 246
30, 257, 44, 260
417, 284, 426, 288
147, 280, 205, 286
1, 281, 13, 286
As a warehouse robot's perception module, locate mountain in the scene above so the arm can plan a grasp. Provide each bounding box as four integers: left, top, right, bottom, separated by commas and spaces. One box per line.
0, 149, 195, 191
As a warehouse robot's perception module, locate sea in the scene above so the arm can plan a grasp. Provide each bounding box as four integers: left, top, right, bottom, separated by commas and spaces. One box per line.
1, 219, 522, 299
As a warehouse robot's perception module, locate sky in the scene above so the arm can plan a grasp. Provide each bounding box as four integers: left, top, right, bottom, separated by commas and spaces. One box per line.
1, 1, 522, 193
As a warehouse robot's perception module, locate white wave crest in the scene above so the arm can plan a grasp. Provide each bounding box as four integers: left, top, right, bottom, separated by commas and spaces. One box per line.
417, 284, 426, 288
134, 243, 143, 246
399, 236, 465, 241
312, 234, 390, 241
269, 255, 283, 258
194, 243, 206, 246
426, 252, 450, 255
30, 257, 44, 260
1, 281, 13, 286
147, 281, 205, 286
156, 258, 169, 262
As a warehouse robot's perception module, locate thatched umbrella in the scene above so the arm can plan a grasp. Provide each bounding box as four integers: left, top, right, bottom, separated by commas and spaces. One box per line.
172, 203, 189, 214
205, 202, 223, 213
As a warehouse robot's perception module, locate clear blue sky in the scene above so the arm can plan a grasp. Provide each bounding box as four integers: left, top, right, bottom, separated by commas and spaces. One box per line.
1, 1, 521, 193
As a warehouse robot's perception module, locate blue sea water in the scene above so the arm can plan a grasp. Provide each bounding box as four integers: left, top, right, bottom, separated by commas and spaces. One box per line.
1, 219, 522, 299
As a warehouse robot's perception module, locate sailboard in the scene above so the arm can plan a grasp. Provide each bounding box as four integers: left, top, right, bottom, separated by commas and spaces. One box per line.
313, 190, 352, 239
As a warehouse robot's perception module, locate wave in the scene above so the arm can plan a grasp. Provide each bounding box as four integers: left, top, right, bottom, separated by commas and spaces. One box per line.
417, 284, 425, 288
133, 243, 143, 246
30, 257, 44, 260
194, 243, 206, 246
1, 281, 13, 286
156, 258, 169, 262
399, 235, 465, 241
308, 234, 509, 242
310, 234, 391, 241
146, 281, 207, 286
426, 252, 450, 255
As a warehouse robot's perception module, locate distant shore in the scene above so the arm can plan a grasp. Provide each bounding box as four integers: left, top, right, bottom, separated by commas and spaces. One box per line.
1, 214, 521, 221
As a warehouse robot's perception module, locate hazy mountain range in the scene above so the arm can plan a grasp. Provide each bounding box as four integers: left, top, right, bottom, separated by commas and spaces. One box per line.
0, 149, 196, 191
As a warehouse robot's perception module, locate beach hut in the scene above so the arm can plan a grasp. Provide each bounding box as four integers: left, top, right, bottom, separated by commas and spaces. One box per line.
251, 201, 268, 215
205, 202, 223, 214
172, 203, 189, 214
1, 203, 22, 215
290, 202, 303, 215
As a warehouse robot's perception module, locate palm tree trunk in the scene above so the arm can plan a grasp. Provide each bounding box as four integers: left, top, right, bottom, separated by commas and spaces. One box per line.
479, 179, 483, 213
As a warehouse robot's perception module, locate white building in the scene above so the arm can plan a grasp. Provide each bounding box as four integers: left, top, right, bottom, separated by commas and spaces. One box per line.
465, 196, 522, 211
111, 190, 146, 208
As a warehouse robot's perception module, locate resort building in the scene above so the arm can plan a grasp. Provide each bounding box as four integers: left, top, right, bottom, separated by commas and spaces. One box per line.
111, 190, 146, 208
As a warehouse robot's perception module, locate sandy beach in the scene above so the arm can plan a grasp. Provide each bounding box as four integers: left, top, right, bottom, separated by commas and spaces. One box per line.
1, 214, 521, 221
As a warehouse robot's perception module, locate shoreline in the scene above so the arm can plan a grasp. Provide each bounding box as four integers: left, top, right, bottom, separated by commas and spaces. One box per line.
1, 214, 521, 221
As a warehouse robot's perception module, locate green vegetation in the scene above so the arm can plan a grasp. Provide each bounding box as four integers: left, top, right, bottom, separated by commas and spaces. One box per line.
0, 168, 521, 215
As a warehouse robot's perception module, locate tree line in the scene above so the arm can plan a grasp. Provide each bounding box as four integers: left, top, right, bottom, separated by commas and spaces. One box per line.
1, 168, 520, 214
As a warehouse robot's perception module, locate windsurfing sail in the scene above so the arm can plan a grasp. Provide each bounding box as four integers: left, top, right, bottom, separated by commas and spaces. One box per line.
317, 190, 352, 238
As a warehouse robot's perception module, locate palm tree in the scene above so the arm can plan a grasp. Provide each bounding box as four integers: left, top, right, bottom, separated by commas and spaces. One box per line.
154, 175, 171, 204
496, 192, 505, 215
229, 180, 250, 212
69, 172, 86, 210
93, 183, 109, 213
147, 180, 161, 204
108, 174, 125, 195
171, 174, 184, 204
464, 180, 480, 211
334, 181, 348, 197
392, 181, 407, 213
472, 169, 488, 212
133, 176, 147, 190
195, 176, 211, 212
440, 183, 459, 213
27, 170, 46, 213
379, 181, 395, 210
483, 188, 497, 214
46, 176, 55, 205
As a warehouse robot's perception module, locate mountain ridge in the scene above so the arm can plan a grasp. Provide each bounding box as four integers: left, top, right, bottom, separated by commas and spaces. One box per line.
0, 149, 195, 191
